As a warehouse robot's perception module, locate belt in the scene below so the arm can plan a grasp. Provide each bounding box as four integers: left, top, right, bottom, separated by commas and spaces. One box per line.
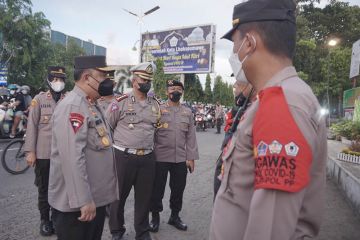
113, 145, 153, 156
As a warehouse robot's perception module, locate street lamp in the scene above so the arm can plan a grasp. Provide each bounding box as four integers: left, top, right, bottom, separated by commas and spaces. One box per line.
326, 38, 338, 127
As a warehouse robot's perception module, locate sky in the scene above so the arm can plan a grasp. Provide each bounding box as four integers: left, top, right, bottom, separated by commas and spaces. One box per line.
32, 0, 360, 86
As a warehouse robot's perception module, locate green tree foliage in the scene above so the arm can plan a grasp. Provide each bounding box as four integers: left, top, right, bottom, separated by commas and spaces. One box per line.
204, 73, 212, 103
212, 75, 233, 106
294, 0, 360, 115
153, 58, 172, 100
183, 74, 203, 103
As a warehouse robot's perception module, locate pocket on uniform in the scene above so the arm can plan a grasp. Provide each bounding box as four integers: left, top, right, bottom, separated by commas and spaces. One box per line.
179, 117, 190, 131
39, 114, 52, 124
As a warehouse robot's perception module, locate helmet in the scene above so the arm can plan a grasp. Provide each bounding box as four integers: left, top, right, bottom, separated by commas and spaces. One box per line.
22, 85, 30, 92
8, 84, 18, 90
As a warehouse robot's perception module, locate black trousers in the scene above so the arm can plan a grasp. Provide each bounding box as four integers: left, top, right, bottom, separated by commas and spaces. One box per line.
53, 206, 106, 240
34, 159, 51, 221
150, 162, 187, 214
109, 149, 156, 240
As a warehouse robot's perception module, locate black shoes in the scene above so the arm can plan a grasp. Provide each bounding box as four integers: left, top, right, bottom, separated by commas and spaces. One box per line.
40, 220, 54, 236
112, 232, 124, 240
168, 215, 187, 231
149, 212, 160, 233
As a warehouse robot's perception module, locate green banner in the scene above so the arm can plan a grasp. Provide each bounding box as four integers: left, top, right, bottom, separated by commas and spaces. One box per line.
343, 87, 360, 109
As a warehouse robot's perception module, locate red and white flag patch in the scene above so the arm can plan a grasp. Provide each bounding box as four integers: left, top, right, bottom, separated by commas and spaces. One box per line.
69, 113, 84, 133
110, 102, 119, 112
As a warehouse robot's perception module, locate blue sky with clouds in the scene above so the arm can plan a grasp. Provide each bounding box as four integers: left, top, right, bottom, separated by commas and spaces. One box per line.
32, 0, 360, 85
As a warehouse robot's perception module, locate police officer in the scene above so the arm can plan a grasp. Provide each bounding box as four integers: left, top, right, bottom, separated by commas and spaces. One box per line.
107, 62, 160, 240
149, 79, 199, 233
48, 55, 118, 240
210, 1, 327, 239
97, 70, 116, 111
24, 66, 66, 236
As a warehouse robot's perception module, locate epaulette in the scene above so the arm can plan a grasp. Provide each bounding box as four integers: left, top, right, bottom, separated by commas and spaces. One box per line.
115, 94, 128, 102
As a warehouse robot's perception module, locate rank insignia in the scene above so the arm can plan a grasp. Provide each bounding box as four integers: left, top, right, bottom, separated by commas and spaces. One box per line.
285, 142, 299, 157
96, 126, 106, 137
69, 113, 84, 134
111, 102, 119, 112
268, 140, 282, 154
257, 141, 268, 156
101, 136, 110, 147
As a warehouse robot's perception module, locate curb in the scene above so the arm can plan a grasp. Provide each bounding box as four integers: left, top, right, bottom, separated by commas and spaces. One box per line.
327, 154, 360, 216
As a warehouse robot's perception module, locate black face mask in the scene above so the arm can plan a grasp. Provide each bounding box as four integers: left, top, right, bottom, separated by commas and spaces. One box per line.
98, 78, 114, 96
137, 81, 151, 94
235, 92, 246, 107
169, 91, 182, 102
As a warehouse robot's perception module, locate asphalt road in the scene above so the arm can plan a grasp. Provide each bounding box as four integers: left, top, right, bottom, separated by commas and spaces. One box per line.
0, 129, 360, 240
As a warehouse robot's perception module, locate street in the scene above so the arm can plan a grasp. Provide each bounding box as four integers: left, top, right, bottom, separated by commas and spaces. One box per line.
1, 129, 360, 240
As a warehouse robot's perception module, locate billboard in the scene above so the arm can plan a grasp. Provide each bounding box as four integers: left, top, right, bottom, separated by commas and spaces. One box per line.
343, 87, 360, 109
350, 39, 360, 79
140, 24, 216, 74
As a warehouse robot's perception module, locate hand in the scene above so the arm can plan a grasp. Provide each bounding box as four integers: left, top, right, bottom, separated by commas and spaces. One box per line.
78, 201, 96, 222
186, 160, 195, 173
26, 152, 36, 167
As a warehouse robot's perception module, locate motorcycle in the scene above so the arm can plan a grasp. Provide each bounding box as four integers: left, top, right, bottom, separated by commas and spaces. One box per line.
195, 113, 206, 132
0, 101, 27, 138
205, 113, 216, 129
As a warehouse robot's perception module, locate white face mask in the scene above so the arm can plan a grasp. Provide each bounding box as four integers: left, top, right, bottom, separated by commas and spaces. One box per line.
10, 90, 15, 95
229, 35, 256, 83
50, 81, 65, 92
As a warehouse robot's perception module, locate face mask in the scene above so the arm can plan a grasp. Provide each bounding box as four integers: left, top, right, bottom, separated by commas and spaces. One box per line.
50, 81, 65, 93
10, 90, 15, 95
235, 92, 246, 107
137, 81, 151, 94
169, 91, 182, 102
229, 35, 256, 83
98, 78, 114, 96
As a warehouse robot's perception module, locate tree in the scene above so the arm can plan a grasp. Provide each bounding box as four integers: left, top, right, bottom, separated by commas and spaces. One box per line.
204, 73, 212, 103
183, 74, 204, 103
153, 59, 170, 100
212, 75, 222, 104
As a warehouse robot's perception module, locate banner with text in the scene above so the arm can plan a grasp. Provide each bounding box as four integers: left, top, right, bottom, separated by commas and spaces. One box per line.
140, 24, 216, 74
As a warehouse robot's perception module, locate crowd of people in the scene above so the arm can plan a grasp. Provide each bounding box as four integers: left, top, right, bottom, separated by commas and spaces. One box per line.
18, 1, 328, 240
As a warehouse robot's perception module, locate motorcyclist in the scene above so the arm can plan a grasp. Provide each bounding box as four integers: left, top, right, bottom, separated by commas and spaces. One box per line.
21, 85, 32, 110
8, 84, 26, 138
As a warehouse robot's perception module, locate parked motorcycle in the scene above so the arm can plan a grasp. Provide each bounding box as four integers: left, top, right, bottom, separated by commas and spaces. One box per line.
0, 102, 26, 138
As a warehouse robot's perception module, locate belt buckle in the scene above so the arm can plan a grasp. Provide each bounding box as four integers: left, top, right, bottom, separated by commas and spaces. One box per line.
136, 149, 144, 156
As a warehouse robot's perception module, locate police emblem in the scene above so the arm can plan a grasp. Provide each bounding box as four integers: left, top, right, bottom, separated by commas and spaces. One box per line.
111, 102, 119, 112
69, 113, 84, 133
285, 142, 299, 156
257, 141, 268, 156
145, 64, 153, 74
268, 140, 282, 154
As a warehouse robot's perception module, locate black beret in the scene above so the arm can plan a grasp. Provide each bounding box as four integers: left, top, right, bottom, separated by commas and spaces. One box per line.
48, 66, 66, 78
222, 0, 296, 41
167, 79, 184, 90
74, 55, 114, 72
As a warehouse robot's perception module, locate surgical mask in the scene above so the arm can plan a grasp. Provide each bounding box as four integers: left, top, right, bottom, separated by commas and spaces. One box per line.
98, 78, 114, 96
50, 81, 65, 93
10, 90, 15, 95
137, 81, 151, 94
229, 35, 256, 83
169, 91, 182, 102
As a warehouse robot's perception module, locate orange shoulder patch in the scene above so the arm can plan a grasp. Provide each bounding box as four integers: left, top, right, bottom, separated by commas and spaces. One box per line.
253, 87, 312, 193
115, 94, 128, 102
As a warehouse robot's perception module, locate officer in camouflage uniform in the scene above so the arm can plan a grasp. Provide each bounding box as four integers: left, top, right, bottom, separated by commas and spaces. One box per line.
24, 66, 66, 236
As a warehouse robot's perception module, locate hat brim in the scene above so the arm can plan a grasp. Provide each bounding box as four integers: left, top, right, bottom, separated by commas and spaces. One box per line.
221, 26, 237, 41
49, 73, 66, 79
96, 66, 116, 72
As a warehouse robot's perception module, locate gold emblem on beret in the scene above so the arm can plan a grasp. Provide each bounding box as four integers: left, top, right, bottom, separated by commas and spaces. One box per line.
168, 80, 173, 85
145, 64, 153, 74
232, 18, 240, 26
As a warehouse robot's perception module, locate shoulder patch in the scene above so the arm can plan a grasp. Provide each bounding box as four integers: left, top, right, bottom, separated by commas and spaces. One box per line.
69, 113, 84, 134
30, 99, 38, 107
115, 94, 128, 102
253, 86, 312, 193
110, 102, 119, 112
